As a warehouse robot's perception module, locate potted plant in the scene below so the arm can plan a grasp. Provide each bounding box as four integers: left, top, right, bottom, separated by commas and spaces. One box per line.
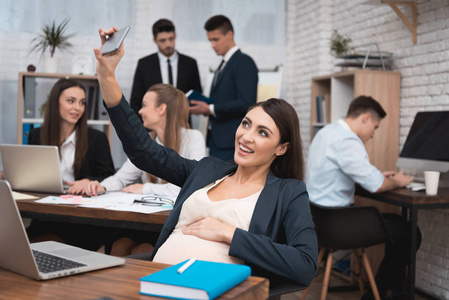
329, 29, 352, 57
29, 18, 75, 73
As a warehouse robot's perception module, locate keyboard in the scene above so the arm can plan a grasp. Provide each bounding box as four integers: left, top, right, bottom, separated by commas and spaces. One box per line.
33, 250, 86, 273
406, 182, 426, 191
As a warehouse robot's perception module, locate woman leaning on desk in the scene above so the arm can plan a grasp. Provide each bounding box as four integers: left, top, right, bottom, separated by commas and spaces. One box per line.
94, 27, 318, 287
28, 78, 115, 194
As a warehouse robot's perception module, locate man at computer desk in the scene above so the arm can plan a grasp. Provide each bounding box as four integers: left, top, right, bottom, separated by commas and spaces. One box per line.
306, 96, 421, 300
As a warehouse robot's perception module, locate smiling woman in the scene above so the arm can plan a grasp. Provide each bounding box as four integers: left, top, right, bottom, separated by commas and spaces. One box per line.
93, 26, 317, 288
27, 78, 115, 193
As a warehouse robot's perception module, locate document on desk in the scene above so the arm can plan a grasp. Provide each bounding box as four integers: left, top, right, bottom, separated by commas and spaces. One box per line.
82, 192, 174, 214
34, 192, 173, 214
35, 195, 93, 205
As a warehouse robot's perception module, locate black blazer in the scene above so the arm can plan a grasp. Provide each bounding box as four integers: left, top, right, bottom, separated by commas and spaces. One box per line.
130, 52, 202, 116
28, 127, 115, 181
210, 49, 258, 149
107, 97, 318, 287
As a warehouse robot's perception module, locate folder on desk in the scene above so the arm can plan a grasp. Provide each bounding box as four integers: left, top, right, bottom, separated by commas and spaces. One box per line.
139, 260, 251, 299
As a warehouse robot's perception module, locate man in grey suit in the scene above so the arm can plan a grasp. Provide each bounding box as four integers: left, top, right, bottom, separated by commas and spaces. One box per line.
130, 19, 202, 118
189, 15, 258, 162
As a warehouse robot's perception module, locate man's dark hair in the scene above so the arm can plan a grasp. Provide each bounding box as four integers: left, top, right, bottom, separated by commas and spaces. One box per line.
204, 15, 234, 34
152, 19, 175, 38
346, 95, 386, 119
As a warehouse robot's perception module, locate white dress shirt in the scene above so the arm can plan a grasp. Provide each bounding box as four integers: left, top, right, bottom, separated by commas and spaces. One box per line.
100, 128, 206, 198
158, 51, 179, 87
306, 119, 385, 207
59, 130, 76, 183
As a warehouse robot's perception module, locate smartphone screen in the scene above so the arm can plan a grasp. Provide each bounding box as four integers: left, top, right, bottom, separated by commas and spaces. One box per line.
101, 26, 130, 55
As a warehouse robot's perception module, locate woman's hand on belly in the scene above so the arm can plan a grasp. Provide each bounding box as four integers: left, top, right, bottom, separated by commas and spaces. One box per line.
182, 217, 236, 244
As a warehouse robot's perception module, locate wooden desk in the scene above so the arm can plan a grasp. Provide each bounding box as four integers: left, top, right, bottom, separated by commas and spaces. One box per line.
17, 196, 170, 232
356, 187, 449, 300
0, 258, 269, 299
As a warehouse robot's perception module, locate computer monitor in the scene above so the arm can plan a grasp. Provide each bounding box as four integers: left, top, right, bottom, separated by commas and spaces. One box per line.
396, 111, 449, 186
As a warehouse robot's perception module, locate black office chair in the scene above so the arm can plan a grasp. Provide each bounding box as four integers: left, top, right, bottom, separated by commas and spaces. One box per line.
300, 202, 390, 300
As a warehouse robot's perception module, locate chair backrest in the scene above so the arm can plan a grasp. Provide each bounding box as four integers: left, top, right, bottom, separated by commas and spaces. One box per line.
310, 202, 390, 250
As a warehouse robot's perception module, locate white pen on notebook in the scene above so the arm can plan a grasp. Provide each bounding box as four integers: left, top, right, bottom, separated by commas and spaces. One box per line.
177, 258, 196, 274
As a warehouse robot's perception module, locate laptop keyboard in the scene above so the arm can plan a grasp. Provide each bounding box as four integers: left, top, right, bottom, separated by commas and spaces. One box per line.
32, 250, 86, 273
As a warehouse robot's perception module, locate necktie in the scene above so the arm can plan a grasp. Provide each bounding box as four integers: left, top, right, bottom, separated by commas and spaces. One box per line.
167, 59, 173, 85
212, 60, 225, 89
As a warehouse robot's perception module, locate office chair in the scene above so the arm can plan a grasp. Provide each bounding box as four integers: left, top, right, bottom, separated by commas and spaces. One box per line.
300, 202, 390, 300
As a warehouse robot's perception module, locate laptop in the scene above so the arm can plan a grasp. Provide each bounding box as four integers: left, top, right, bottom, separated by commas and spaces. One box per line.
0, 144, 67, 193
0, 180, 125, 280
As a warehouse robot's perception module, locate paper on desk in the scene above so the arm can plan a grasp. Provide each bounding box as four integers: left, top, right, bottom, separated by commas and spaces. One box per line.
35, 195, 92, 205
35, 192, 173, 214
82, 192, 173, 213
35, 193, 135, 206
77, 192, 135, 208
12, 191, 40, 201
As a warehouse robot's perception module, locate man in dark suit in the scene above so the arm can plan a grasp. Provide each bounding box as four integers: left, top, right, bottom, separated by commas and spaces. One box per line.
189, 15, 258, 162
130, 19, 202, 118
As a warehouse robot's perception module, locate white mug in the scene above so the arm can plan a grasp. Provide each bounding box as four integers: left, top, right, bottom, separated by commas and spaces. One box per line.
424, 171, 440, 196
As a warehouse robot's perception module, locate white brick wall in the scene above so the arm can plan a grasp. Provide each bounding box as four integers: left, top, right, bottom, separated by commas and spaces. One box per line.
287, 0, 449, 298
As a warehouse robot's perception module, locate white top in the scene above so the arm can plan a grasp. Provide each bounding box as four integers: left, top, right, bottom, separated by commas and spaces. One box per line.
306, 119, 384, 207
153, 176, 261, 265
59, 130, 76, 182
100, 128, 206, 198
158, 51, 179, 87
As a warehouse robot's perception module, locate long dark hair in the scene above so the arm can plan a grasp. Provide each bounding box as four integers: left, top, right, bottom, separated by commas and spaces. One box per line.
40, 78, 88, 178
248, 98, 304, 180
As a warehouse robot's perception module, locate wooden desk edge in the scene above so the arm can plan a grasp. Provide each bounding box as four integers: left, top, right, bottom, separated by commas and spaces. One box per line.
356, 186, 449, 207
16, 199, 171, 225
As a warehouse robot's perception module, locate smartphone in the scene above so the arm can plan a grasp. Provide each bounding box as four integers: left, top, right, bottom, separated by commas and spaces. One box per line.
101, 26, 130, 55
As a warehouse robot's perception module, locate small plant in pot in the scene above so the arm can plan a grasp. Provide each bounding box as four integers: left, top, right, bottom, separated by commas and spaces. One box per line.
329, 29, 352, 57
29, 18, 75, 73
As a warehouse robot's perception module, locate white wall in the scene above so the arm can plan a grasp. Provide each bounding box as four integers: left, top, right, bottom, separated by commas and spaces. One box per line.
286, 0, 449, 298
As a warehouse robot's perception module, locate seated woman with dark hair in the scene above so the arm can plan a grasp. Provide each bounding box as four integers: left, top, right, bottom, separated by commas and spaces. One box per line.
27, 78, 115, 250
28, 78, 115, 193
94, 26, 318, 287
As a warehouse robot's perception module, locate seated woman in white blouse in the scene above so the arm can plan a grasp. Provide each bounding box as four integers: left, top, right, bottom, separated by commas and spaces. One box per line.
86, 83, 205, 256
85, 83, 205, 197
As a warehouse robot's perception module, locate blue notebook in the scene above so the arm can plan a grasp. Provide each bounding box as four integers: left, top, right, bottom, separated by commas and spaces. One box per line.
186, 89, 213, 105
139, 260, 251, 300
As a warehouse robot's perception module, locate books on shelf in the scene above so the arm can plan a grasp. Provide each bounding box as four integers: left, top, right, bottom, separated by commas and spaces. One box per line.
139, 259, 251, 300
315, 94, 330, 123
186, 89, 213, 105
